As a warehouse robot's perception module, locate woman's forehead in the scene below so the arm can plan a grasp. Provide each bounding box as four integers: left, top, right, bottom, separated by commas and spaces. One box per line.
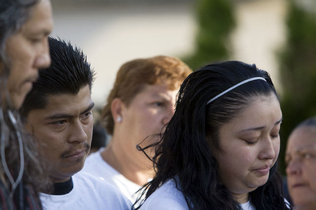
289, 127, 316, 146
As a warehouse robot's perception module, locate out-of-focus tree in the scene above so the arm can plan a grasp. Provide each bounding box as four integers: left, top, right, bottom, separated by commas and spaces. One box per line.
183, 0, 235, 70
278, 0, 316, 174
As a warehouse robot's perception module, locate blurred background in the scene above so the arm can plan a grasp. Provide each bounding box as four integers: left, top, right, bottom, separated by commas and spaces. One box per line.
51, 0, 285, 106
51, 0, 316, 173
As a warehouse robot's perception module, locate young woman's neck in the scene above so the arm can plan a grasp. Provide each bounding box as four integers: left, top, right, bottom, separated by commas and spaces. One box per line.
231, 192, 249, 204
295, 202, 316, 210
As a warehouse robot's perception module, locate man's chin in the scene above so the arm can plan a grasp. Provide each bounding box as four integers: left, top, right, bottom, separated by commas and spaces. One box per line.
9, 92, 24, 110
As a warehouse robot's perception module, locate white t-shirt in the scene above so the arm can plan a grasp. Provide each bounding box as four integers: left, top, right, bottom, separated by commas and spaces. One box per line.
139, 179, 256, 210
40, 171, 130, 210
82, 148, 142, 204
240, 201, 255, 210
139, 179, 188, 210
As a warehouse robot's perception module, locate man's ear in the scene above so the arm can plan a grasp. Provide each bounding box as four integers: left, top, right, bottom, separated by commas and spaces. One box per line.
111, 98, 124, 123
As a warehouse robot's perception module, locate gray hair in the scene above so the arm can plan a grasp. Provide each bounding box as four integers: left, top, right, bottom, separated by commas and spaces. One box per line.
297, 116, 316, 128
0, 0, 39, 66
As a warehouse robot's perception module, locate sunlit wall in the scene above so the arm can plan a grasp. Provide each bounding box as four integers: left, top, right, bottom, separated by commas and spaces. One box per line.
51, 0, 286, 107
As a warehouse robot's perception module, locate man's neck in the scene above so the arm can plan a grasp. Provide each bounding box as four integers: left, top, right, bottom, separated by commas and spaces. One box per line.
101, 141, 154, 186
50, 177, 73, 195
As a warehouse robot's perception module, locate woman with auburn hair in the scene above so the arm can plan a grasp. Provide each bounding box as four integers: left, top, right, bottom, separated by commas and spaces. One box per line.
83, 55, 191, 205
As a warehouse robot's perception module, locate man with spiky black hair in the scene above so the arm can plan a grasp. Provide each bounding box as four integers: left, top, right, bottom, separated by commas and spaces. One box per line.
20, 37, 130, 210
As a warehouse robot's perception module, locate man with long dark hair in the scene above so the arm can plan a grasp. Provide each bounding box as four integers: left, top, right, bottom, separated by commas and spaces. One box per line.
0, 0, 53, 208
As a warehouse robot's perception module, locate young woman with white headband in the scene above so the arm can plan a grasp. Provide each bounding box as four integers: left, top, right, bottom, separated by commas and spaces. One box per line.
136, 61, 291, 210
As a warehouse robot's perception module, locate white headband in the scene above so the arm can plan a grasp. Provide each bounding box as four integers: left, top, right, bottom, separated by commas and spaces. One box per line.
207, 77, 267, 104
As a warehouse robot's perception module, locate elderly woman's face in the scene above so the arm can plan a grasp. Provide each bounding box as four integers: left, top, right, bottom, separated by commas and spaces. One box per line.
5, 0, 53, 109
212, 93, 282, 203
286, 126, 316, 208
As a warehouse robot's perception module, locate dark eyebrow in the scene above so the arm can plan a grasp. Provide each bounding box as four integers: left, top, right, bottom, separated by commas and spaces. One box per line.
27, 28, 52, 37
80, 102, 94, 115
297, 144, 316, 152
240, 117, 283, 132
45, 113, 72, 121
241, 126, 265, 132
45, 102, 95, 121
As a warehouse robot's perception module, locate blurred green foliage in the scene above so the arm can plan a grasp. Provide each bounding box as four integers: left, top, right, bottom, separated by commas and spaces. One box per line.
183, 0, 235, 71
278, 0, 316, 174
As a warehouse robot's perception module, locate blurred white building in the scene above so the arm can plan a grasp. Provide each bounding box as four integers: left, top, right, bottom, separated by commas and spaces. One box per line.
51, 0, 286, 106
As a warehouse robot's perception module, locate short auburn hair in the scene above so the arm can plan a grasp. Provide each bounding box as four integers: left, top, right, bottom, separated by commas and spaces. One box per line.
102, 55, 192, 135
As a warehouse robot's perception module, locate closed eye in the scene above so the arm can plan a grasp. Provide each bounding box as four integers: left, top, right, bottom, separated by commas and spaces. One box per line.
271, 124, 281, 139
152, 101, 164, 107
28, 35, 43, 44
245, 141, 256, 145
48, 120, 68, 131
242, 138, 258, 145
299, 151, 315, 160
270, 133, 279, 139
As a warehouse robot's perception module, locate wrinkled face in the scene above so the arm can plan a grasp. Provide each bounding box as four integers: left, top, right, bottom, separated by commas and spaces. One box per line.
5, 0, 53, 109
213, 93, 282, 203
25, 85, 94, 182
119, 84, 178, 159
286, 126, 316, 208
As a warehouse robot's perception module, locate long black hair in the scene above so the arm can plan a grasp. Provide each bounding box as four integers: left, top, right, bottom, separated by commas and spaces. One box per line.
139, 61, 290, 210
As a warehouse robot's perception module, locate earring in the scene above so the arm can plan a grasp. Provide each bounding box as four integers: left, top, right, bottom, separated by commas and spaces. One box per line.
116, 116, 122, 123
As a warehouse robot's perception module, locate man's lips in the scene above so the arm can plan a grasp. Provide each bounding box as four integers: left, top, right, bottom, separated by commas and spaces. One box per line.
62, 144, 90, 159
24, 74, 39, 84
63, 149, 86, 159
21, 75, 38, 90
